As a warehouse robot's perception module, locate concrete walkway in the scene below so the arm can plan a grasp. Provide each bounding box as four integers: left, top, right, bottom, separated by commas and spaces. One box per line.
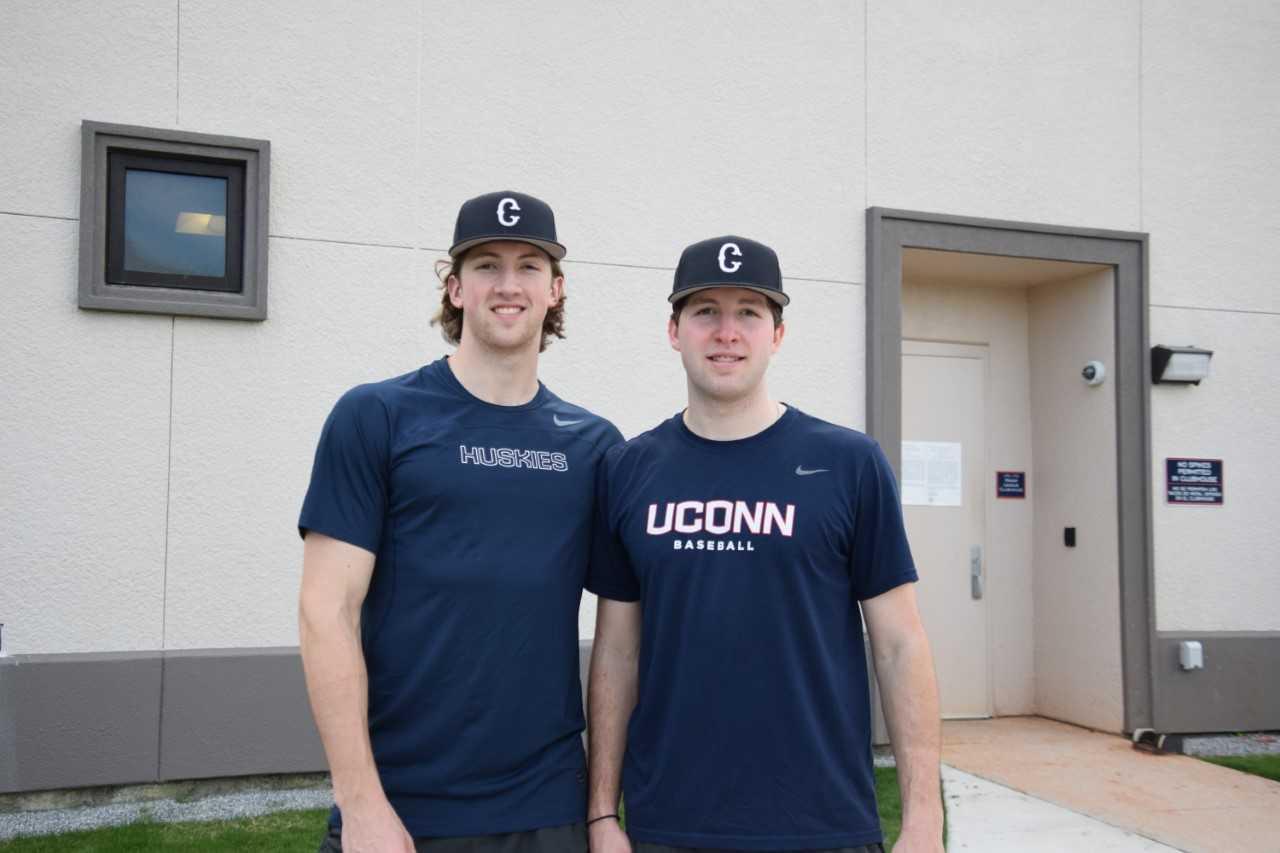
940, 717, 1280, 853
944, 766, 1180, 851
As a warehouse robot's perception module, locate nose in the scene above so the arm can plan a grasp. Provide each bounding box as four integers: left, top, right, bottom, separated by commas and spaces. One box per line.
494, 268, 522, 296
712, 314, 741, 343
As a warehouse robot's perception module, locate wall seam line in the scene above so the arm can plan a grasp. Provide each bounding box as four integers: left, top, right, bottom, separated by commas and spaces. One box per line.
271, 233, 415, 250
415, 0, 424, 252
1149, 302, 1280, 318
157, 314, 175, 782
0, 211, 77, 222
175, 0, 181, 126
265, 235, 868, 284
864, 0, 869, 215
162, 315, 174, 652
1137, 0, 1143, 231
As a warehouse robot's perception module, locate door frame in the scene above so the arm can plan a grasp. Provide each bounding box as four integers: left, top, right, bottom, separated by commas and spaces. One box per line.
866, 208, 1154, 732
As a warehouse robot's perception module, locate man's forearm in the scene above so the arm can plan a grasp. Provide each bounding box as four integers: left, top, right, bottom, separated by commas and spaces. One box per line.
874, 628, 943, 832
299, 602, 385, 810
587, 631, 638, 818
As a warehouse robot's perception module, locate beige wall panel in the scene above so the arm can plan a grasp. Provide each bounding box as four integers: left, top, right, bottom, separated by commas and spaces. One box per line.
1150, 307, 1280, 632
163, 238, 436, 649
902, 281, 1035, 715
769, 281, 865, 432
539, 264, 688, 443
868, 1, 1140, 231
0, 1, 176, 219
1028, 270, 1123, 732
1142, 1, 1280, 313
417, 0, 865, 282
178, 0, 419, 246
0, 215, 171, 655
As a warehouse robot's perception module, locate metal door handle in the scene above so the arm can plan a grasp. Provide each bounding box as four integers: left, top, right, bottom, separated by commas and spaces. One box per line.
970, 545, 983, 600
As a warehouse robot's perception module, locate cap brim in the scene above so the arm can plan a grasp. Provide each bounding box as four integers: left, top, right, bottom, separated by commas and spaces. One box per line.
668, 282, 790, 307
449, 235, 566, 260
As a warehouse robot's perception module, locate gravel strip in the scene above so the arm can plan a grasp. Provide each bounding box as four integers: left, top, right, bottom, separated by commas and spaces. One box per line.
1179, 732, 1280, 757
0, 787, 333, 841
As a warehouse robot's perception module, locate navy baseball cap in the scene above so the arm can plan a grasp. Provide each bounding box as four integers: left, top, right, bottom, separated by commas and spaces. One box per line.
670, 235, 788, 307
449, 190, 566, 260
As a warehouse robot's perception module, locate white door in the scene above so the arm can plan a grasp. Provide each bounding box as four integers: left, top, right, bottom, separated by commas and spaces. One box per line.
901, 340, 991, 718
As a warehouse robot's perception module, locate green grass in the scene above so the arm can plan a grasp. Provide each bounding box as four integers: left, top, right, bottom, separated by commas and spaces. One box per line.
0, 808, 331, 852
1202, 754, 1280, 784
876, 766, 903, 846
1, 770, 918, 851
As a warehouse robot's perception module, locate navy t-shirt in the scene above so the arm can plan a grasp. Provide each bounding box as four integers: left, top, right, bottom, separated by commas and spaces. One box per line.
588, 406, 917, 851
298, 357, 622, 837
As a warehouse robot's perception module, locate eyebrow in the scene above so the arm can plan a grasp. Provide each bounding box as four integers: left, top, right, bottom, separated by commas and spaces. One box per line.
689, 293, 767, 308
469, 251, 546, 262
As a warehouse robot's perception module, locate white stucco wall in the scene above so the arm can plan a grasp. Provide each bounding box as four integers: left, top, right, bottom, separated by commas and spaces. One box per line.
867, 0, 1141, 232
1141, 0, 1280, 631
2, 1, 1278, 656
1150, 306, 1280, 632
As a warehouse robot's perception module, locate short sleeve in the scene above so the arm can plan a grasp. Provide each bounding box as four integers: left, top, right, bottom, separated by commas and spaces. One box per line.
585, 446, 641, 601
850, 440, 918, 600
297, 386, 391, 555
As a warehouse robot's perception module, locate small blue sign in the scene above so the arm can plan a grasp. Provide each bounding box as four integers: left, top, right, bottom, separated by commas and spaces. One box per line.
997, 471, 1026, 499
1166, 458, 1223, 505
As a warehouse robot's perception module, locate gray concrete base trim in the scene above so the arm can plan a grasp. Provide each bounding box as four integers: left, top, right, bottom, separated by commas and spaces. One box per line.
2, 639, 888, 795
1153, 632, 1280, 733
0, 652, 163, 794
0, 648, 323, 795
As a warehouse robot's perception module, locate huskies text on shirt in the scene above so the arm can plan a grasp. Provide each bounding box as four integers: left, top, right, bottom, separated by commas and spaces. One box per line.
299, 357, 622, 837
588, 406, 917, 851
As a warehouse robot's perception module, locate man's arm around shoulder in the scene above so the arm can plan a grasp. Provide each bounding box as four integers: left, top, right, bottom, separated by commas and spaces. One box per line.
299, 532, 413, 853
862, 582, 945, 853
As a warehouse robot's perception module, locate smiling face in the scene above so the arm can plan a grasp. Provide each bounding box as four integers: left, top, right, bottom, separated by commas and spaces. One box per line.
447, 241, 564, 355
668, 287, 785, 405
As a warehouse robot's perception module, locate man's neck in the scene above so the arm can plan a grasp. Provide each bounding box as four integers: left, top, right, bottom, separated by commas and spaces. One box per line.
682, 384, 783, 441
446, 338, 541, 406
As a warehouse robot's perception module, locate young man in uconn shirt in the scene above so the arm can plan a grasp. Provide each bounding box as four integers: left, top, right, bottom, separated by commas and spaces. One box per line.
586, 237, 944, 853
298, 191, 621, 853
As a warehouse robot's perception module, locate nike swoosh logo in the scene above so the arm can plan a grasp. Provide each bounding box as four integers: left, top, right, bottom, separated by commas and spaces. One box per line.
553, 414, 584, 427
795, 466, 829, 476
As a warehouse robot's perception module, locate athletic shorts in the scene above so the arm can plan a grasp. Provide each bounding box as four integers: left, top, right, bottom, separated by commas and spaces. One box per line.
317, 821, 587, 852
633, 844, 884, 853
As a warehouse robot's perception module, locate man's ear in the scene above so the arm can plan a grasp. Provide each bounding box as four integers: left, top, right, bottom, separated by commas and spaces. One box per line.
668, 315, 681, 352
447, 274, 464, 309
771, 319, 785, 353
549, 275, 564, 307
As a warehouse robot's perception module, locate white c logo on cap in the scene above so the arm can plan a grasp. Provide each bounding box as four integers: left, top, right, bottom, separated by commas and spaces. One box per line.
718, 242, 742, 274
497, 197, 521, 227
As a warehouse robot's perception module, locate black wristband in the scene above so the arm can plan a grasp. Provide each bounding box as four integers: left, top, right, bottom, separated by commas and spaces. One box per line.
586, 813, 620, 826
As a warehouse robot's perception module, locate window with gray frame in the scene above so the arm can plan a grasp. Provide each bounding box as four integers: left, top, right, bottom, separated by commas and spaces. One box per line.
78, 121, 270, 320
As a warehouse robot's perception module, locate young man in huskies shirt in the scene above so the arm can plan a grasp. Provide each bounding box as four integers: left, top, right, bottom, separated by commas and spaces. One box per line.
298, 191, 621, 853
586, 237, 944, 853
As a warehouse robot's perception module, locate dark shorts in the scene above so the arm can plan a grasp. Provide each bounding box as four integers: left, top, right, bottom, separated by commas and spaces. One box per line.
633, 844, 883, 853
318, 821, 587, 853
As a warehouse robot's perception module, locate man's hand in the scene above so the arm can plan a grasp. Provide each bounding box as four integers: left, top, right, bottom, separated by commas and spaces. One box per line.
588, 816, 631, 853
339, 794, 415, 853
891, 820, 945, 852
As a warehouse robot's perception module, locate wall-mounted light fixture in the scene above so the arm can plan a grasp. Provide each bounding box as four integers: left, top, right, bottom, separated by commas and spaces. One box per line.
1151, 345, 1213, 385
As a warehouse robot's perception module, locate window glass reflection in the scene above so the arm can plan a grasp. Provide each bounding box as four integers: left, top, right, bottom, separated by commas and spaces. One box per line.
124, 170, 228, 277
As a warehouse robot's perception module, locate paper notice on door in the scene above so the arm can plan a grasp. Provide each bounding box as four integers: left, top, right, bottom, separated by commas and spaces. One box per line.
901, 441, 962, 506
